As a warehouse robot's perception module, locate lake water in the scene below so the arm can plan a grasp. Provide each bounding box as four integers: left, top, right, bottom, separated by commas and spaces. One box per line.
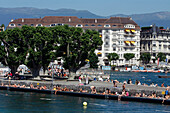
0, 90, 169, 113
109, 72, 170, 87
0, 72, 170, 112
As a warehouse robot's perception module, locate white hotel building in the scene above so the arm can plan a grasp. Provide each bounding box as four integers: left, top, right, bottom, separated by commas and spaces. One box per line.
7, 16, 140, 66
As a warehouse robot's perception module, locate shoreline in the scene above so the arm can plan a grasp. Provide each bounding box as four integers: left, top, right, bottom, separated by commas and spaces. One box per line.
0, 85, 169, 105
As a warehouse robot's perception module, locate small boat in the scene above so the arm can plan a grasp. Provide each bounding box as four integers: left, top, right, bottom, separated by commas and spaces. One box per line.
158, 75, 170, 78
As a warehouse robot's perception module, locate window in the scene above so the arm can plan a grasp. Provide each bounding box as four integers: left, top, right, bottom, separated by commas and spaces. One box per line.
113, 48, 116, 51
104, 24, 110, 27
76, 24, 83, 27
105, 53, 109, 57
98, 24, 102, 27
112, 25, 117, 27
36, 24, 42, 27
30, 24, 34, 26
91, 24, 95, 27
97, 54, 101, 57
124, 24, 135, 28
18, 24, 22, 26
97, 52, 102, 57
51, 24, 56, 26
98, 47, 102, 51
57, 23, 63, 26
10, 24, 15, 27
105, 36, 109, 40
84, 24, 89, 26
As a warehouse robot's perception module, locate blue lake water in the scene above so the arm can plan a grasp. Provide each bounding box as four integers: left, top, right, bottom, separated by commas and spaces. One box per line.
109, 72, 170, 87
0, 90, 169, 113
0, 72, 170, 112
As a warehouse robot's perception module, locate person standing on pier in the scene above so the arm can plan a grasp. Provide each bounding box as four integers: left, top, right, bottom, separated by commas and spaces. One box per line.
79, 75, 81, 83
122, 83, 126, 91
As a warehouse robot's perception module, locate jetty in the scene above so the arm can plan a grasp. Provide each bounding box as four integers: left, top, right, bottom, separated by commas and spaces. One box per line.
0, 79, 169, 105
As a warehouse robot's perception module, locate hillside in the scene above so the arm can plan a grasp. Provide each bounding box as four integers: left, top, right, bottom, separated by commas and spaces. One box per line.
1, 7, 170, 28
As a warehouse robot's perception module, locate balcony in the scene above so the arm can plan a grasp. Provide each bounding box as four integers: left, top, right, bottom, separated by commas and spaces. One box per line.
112, 44, 117, 47
152, 47, 156, 51
123, 45, 136, 48
104, 44, 110, 48
123, 38, 136, 41
104, 38, 110, 41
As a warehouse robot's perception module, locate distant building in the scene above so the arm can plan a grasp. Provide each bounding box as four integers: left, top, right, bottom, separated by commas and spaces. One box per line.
7, 16, 140, 66
140, 25, 170, 64
0, 26, 4, 32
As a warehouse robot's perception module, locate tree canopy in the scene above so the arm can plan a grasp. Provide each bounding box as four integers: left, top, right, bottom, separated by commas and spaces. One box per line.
0, 28, 27, 75
107, 53, 119, 66
140, 53, 151, 64
0, 25, 102, 78
156, 52, 166, 62
124, 53, 135, 61
88, 52, 99, 69
21, 26, 57, 77
58, 25, 102, 78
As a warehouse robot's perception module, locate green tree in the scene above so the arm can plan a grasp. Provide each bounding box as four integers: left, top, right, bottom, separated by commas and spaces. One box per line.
140, 53, 151, 64
107, 53, 119, 66
0, 28, 27, 75
156, 52, 166, 62
1, 24, 5, 28
22, 26, 56, 77
88, 52, 99, 69
59, 25, 102, 79
124, 53, 135, 65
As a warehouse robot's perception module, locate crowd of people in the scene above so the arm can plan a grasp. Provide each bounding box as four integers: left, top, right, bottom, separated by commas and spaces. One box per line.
0, 79, 169, 102
48, 65, 69, 77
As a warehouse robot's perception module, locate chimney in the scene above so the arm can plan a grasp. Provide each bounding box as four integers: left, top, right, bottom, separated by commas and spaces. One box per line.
22, 19, 24, 22
69, 18, 71, 22
11, 19, 14, 22
95, 19, 97, 23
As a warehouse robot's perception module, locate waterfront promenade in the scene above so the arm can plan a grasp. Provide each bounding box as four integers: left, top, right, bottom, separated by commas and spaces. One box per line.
0, 79, 167, 96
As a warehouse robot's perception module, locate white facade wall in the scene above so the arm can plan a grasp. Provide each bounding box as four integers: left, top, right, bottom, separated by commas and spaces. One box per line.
95, 27, 140, 66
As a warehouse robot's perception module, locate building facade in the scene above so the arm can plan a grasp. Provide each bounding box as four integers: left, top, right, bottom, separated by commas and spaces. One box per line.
7, 16, 140, 66
0, 26, 4, 32
140, 25, 170, 64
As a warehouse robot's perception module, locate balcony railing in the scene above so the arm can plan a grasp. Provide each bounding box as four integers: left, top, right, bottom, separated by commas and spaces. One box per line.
104, 44, 110, 48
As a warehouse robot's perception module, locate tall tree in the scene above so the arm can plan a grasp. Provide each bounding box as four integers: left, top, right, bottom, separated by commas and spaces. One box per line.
22, 26, 56, 77
140, 53, 151, 64
0, 28, 27, 75
124, 53, 135, 65
107, 53, 119, 66
88, 52, 99, 69
156, 52, 166, 62
59, 25, 102, 79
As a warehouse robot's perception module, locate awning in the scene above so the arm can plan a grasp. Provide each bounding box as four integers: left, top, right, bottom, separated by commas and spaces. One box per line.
124, 41, 130, 44
85, 59, 90, 62
125, 29, 130, 32
131, 30, 136, 32
97, 52, 102, 54
130, 41, 135, 44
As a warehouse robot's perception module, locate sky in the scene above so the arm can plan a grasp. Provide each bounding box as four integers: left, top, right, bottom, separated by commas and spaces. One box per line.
0, 0, 170, 16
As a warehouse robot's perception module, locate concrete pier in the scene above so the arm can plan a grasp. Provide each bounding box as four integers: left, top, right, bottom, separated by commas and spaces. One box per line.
0, 79, 167, 97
